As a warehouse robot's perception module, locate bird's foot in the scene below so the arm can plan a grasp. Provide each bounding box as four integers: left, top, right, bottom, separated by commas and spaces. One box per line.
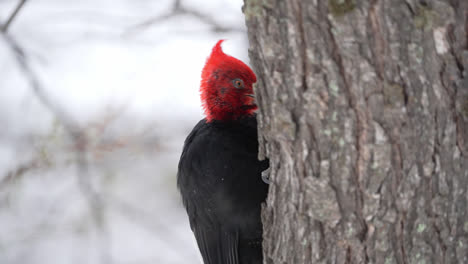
261, 168, 271, 184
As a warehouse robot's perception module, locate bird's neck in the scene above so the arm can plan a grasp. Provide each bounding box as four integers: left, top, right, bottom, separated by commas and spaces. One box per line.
205, 105, 256, 122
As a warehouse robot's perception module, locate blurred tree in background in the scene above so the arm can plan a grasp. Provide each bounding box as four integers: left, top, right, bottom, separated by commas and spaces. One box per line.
0, 0, 248, 263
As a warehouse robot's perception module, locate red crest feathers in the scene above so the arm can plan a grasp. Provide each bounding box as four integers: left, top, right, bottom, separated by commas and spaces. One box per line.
200, 40, 257, 122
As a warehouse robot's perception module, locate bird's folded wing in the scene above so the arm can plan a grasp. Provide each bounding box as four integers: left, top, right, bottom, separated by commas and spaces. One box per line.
193, 226, 239, 264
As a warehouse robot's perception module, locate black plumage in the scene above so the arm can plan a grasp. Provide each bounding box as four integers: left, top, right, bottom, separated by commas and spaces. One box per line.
177, 115, 268, 264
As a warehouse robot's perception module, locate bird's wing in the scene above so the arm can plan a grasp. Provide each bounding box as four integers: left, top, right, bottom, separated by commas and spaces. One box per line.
193, 226, 239, 264
177, 120, 241, 264
178, 168, 242, 263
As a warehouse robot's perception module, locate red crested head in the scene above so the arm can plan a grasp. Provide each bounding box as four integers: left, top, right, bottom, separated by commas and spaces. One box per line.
200, 40, 257, 122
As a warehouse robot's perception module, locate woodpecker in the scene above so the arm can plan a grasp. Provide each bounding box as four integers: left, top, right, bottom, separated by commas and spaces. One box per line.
177, 40, 268, 264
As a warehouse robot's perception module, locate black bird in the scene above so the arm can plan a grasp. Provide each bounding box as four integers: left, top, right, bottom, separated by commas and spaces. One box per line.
177, 40, 268, 264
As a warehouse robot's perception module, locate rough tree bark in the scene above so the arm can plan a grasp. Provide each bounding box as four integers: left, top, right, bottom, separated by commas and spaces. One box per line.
243, 0, 468, 263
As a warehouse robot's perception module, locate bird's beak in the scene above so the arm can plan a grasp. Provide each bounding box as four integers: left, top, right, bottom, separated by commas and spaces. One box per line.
246, 94, 255, 98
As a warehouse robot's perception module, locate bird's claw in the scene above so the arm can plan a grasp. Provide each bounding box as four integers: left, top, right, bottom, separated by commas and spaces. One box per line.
261, 168, 271, 184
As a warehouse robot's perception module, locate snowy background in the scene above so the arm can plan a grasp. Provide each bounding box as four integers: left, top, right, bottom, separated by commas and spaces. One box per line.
0, 0, 250, 263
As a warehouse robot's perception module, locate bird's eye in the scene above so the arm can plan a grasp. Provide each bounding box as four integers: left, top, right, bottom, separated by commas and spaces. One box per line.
232, 79, 244, 89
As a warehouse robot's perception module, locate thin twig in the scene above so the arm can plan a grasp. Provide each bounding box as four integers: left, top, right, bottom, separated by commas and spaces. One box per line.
1, 0, 28, 33
0, 159, 39, 190
123, 0, 241, 36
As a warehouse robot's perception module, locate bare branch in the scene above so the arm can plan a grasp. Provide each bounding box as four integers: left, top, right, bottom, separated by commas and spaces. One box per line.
105, 194, 199, 261
179, 5, 241, 33
0, 159, 39, 190
76, 150, 112, 264
1, 32, 112, 264
1, 0, 28, 33
2, 35, 81, 135
124, 0, 242, 36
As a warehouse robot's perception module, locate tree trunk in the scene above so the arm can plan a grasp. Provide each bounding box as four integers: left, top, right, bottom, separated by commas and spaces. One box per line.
243, 0, 468, 263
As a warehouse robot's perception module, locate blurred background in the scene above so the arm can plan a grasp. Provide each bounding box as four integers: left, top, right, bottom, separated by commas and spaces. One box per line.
0, 0, 250, 263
